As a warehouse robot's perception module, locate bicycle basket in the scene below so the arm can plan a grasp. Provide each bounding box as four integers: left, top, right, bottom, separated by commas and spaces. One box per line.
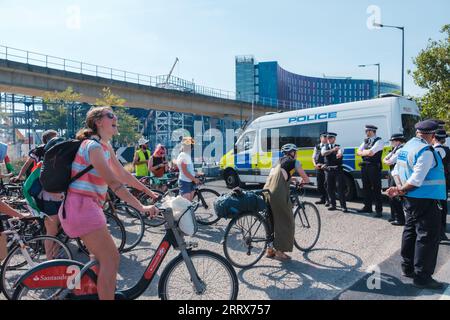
165, 196, 198, 236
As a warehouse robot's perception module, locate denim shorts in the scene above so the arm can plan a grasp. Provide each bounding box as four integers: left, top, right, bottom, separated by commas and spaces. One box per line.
179, 180, 194, 195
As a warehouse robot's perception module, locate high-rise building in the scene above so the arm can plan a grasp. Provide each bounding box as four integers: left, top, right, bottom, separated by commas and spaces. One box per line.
236, 56, 401, 109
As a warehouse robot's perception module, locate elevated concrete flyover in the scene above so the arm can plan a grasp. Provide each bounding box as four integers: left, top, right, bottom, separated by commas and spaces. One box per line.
0, 59, 273, 120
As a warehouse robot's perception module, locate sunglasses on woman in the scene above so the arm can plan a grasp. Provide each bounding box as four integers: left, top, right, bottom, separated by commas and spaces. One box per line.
103, 112, 117, 120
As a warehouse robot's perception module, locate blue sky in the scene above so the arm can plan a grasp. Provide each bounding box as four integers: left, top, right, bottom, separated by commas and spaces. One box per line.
1, 0, 449, 96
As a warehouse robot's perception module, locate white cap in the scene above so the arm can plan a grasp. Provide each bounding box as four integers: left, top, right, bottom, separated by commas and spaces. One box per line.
138, 137, 149, 146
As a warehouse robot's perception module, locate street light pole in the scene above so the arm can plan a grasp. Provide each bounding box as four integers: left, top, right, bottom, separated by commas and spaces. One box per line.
359, 63, 381, 97
373, 23, 405, 96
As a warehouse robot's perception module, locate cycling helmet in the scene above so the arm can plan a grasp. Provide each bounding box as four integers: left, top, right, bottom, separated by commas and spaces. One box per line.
281, 144, 298, 154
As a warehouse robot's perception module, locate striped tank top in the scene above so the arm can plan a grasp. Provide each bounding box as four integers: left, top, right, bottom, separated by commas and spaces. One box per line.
68, 139, 111, 205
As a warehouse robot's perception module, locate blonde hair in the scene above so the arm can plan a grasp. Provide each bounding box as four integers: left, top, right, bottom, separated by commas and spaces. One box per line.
76, 106, 112, 140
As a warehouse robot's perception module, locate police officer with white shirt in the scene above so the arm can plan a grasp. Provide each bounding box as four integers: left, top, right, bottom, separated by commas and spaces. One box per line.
321, 133, 348, 212
313, 132, 329, 205
357, 125, 385, 217
387, 120, 446, 290
433, 129, 449, 241
383, 134, 406, 226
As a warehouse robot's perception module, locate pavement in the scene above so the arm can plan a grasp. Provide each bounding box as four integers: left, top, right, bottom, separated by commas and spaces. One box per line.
1, 180, 449, 300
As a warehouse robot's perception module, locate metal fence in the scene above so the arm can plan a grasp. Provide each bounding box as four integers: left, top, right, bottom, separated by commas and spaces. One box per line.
0, 44, 305, 111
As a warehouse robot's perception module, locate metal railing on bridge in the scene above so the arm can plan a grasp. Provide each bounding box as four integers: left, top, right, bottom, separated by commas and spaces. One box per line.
0, 44, 309, 111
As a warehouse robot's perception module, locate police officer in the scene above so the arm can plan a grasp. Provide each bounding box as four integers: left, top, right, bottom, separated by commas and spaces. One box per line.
321, 133, 348, 212
357, 125, 385, 217
433, 129, 449, 241
387, 120, 446, 289
383, 134, 406, 226
312, 132, 329, 205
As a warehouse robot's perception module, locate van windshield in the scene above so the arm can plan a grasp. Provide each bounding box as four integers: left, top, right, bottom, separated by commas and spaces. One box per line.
402, 114, 421, 140
236, 131, 256, 153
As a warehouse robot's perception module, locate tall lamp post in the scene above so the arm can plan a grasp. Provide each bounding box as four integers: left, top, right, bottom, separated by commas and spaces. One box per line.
359, 63, 381, 97
373, 23, 405, 96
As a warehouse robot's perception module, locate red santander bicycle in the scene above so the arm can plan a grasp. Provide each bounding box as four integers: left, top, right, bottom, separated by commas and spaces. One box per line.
11, 204, 238, 300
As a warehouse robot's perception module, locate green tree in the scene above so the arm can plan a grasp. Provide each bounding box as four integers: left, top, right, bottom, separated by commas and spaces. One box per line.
95, 88, 140, 146
40, 87, 82, 137
410, 25, 450, 129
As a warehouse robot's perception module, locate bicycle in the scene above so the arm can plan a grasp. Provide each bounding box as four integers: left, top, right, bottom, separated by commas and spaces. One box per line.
0, 216, 73, 300
140, 175, 220, 227
11, 204, 239, 300
222, 183, 321, 269
103, 192, 145, 253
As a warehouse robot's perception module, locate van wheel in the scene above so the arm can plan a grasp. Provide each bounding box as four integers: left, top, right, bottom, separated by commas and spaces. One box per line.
224, 171, 240, 189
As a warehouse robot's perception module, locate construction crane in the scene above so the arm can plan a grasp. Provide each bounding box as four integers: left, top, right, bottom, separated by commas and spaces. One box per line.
164, 57, 179, 86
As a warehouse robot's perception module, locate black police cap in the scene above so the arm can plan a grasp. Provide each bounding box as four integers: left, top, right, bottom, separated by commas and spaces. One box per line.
320, 132, 328, 137
415, 120, 439, 134
365, 125, 378, 131
435, 129, 448, 140
327, 132, 337, 138
390, 133, 406, 141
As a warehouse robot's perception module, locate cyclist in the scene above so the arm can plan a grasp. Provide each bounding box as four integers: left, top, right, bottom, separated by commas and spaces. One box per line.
176, 137, 201, 201
11, 130, 58, 182
133, 137, 152, 179
148, 144, 169, 192
59, 106, 159, 300
263, 143, 310, 261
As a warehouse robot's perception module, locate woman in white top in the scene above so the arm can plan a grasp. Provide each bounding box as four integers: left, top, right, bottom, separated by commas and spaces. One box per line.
176, 137, 201, 201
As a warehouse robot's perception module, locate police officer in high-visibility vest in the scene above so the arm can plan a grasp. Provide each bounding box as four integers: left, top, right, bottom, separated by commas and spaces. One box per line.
433, 129, 449, 241
321, 133, 348, 213
133, 137, 152, 179
387, 120, 446, 290
383, 133, 406, 226
312, 132, 329, 206
357, 125, 385, 217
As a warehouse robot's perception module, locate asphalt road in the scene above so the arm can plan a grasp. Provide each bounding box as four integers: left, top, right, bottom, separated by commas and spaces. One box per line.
116, 180, 450, 300
1, 180, 449, 300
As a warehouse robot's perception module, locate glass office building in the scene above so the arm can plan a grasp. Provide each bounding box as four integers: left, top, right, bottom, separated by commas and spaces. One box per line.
236, 56, 400, 109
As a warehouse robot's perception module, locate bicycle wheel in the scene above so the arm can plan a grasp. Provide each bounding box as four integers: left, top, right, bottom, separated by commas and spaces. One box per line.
76, 212, 126, 254
0, 236, 73, 300
140, 191, 166, 227
158, 250, 239, 300
223, 212, 270, 269
293, 202, 321, 252
193, 188, 220, 225
109, 204, 145, 252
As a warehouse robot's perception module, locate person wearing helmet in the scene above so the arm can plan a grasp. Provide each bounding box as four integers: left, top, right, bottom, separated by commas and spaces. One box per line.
263, 143, 310, 261
133, 137, 152, 179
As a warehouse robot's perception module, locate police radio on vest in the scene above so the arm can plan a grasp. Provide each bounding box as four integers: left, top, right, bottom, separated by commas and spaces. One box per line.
289, 112, 337, 124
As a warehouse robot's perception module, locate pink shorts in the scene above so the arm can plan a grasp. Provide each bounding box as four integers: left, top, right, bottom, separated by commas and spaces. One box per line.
58, 192, 106, 239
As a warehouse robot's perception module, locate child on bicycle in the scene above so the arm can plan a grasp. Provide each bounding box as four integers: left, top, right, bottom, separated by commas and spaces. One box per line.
264, 144, 310, 261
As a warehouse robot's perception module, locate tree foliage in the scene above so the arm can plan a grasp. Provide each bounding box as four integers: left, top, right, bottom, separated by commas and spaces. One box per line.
40, 87, 82, 136
411, 25, 450, 129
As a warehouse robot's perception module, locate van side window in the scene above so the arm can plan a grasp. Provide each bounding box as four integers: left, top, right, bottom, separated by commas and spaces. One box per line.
236, 131, 256, 153
262, 122, 327, 152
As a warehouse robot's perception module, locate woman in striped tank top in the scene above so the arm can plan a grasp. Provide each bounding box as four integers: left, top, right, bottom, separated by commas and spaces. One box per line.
59, 106, 159, 300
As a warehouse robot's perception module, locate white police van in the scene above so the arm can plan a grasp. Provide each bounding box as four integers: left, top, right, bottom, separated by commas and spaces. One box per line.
220, 95, 421, 200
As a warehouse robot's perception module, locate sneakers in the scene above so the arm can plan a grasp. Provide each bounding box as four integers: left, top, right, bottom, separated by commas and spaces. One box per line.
413, 278, 444, 290
391, 220, 405, 226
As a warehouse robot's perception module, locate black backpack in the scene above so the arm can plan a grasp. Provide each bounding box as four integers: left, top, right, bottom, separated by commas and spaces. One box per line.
39, 139, 94, 193
435, 145, 450, 188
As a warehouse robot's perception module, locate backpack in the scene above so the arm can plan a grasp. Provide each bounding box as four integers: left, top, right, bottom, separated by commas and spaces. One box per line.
214, 188, 267, 219
435, 145, 450, 189
39, 139, 94, 193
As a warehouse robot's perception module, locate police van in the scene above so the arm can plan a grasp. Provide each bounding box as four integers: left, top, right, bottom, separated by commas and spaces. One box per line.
219, 95, 421, 200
